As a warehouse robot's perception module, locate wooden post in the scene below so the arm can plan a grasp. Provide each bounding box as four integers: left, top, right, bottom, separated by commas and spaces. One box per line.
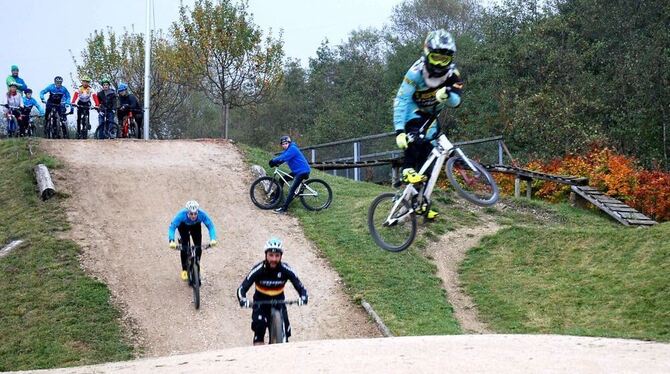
514, 177, 520, 198
526, 179, 532, 199
34, 164, 55, 200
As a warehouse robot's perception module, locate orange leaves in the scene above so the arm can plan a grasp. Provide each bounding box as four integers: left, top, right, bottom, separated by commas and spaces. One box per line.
496, 147, 670, 221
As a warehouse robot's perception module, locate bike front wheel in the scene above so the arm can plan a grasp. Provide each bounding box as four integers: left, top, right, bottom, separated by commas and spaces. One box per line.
269, 308, 286, 344
445, 156, 499, 206
249, 176, 283, 209
299, 179, 333, 211
368, 192, 417, 252
190, 261, 201, 310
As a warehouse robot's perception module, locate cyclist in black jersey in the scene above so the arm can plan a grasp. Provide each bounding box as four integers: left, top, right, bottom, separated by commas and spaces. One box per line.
237, 237, 308, 345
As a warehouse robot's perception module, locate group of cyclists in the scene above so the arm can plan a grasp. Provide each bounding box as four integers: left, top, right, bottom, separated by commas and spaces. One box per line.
162, 27, 463, 345
3, 65, 144, 139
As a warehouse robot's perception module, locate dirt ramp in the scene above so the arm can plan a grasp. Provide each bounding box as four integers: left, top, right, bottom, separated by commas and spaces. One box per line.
41, 139, 378, 356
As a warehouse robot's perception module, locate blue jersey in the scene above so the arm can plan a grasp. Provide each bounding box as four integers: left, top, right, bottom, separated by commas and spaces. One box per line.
39, 84, 71, 106
393, 58, 463, 136
168, 209, 217, 242
22, 97, 44, 115
271, 142, 311, 175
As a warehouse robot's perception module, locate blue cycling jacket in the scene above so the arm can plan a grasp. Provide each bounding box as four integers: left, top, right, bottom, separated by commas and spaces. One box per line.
393, 58, 463, 138
39, 84, 71, 106
271, 142, 311, 175
22, 97, 44, 115
168, 209, 217, 242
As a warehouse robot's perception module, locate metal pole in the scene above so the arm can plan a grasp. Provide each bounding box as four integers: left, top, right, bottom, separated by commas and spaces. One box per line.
498, 140, 503, 165
142, 0, 151, 140
353, 142, 360, 181
311, 149, 316, 163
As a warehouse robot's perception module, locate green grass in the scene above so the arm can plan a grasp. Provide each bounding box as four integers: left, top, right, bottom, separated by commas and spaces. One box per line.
243, 145, 461, 335
0, 139, 133, 370
461, 198, 670, 341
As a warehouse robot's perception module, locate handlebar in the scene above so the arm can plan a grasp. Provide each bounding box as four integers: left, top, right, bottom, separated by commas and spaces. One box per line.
71, 104, 98, 110
172, 243, 212, 251
244, 299, 302, 308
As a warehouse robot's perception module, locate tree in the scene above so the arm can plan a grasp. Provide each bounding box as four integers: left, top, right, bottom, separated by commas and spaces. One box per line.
171, 0, 284, 138
72, 29, 190, 138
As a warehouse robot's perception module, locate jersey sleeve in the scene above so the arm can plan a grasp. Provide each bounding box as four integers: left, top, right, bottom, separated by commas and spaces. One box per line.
200, 210, 217, 241
393, 72, 418, 133
237, 262, 262, 301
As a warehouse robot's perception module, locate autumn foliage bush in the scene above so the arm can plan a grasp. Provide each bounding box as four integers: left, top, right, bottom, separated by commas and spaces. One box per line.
494, 147, 670, 222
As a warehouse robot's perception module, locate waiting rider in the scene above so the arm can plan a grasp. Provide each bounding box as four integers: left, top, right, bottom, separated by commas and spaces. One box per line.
237, 237, 308, 345
268, 135, 311, 214
117, 83, 143, 139
167, 200, 218, 281
96, 78, 118, 139
6, 65, 27, 94
393, 29, 464, 220
3, 82, 23, 135
40, 76, 72, 138
71, 76, 99, 138
19, 88, 44, 136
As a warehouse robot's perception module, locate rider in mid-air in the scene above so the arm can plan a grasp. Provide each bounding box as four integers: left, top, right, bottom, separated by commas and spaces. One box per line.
268, 135, 311, 214
393, 29, 464, 220
168, 200, 217, 281
237, 237, 308, 345
40, 76, 71, 138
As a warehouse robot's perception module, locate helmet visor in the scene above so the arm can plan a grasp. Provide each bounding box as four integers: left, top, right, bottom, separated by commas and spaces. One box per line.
427, 52, 452, 67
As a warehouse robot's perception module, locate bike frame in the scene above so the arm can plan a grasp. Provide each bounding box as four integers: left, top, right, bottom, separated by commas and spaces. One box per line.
3, 105, 20, 135
385, 132, 479, 225
121, 110, 134, 138
272, 168, 317, 197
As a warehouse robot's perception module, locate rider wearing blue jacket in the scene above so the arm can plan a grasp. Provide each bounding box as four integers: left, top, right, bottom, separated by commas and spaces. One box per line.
168, 200, 218, 281
40, 76, 71, 137
393, 29, 464, 220
269, 135, 311, 214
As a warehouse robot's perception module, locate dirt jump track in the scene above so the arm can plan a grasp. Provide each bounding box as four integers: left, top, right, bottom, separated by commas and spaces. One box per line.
25, 139, 669, 373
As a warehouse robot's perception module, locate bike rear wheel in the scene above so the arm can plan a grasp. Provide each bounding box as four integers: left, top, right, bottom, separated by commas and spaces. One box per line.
269, 307, 285, 344
299, 179, 333, 211
445, 156, 499, 206
368, 192, 417, 252
250, 176, 283, 209
190, 259, 201, 310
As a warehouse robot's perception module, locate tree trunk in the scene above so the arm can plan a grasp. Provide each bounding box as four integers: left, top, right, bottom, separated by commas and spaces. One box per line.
220, 100, 227, 139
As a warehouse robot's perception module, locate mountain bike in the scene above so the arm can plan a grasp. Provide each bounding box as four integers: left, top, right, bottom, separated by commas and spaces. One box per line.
368, 122, 499, 252
176, 237, 210, 310
94, 108, 119, 139
243, 299, 302, 344
2, 104, 20, 138
71, 104, 94, 139
17, 106, 38, 137
250, 168, 333, 211
119, 109, 139, 139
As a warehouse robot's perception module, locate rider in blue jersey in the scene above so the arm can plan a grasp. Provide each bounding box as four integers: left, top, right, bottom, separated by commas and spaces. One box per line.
269, 135, 311, 214
168, 200, 218, 281
40, 76, 71, 138
393, 29, 464, 220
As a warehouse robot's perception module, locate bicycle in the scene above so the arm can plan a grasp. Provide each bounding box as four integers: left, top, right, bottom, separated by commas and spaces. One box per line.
249, 167, 333, 211
94, 107, 119, 140
119, 109, 139, 139
2, 104, 20, 138
43, 95, 70, 139
243, 299, 302, 344
368, 120, 499, 252
71, 104, 95, 139
175, 237, 211, 310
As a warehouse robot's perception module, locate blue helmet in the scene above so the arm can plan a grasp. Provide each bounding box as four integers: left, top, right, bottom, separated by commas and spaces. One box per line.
118, 83, 128, 92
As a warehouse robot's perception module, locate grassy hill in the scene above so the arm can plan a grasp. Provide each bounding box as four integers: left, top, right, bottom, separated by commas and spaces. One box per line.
0, 140, 132, 371
244, 144, 670, 342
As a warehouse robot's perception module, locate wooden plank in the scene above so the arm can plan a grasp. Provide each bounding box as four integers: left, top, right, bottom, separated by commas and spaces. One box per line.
570, 186, 629, 226
626, 219, 657, 225
594, 196, 623, 204
605, 203, 633, 209
608, 207, 638, 213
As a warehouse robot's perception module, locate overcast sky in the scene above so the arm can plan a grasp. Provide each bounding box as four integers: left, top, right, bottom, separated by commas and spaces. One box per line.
3, 0, 401, 94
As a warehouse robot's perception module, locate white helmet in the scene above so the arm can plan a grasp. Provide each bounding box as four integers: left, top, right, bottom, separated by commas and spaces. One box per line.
423, 29, 456, 77
185, 200, 199, 213
264, 236, 284, 254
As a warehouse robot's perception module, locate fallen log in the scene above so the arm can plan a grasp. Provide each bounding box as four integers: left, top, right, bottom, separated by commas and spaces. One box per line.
34, 164, 55, 200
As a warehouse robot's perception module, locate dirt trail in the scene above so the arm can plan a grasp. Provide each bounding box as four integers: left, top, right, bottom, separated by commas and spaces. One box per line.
427, 220, 500, 333
42, 139, 378, 356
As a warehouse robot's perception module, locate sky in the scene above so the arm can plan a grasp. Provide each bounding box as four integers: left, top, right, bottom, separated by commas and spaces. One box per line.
3, 0, 401, 94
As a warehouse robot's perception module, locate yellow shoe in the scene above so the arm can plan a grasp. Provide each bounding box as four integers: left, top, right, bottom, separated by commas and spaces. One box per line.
180, 270, 188, 281
426, 210, 439, 220
402, 168, 426, 184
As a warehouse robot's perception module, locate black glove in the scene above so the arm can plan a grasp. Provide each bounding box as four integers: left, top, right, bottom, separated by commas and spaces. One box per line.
239, 298, 250, 308
299, 294, 308, 306
269, 160, 277, 167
